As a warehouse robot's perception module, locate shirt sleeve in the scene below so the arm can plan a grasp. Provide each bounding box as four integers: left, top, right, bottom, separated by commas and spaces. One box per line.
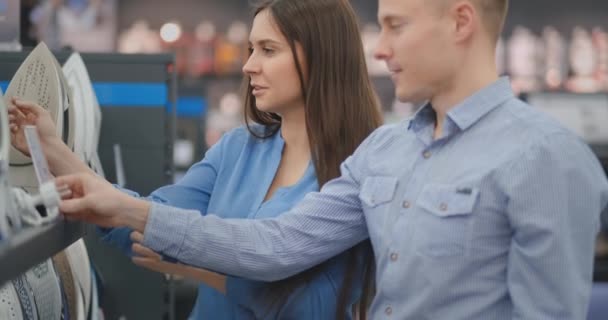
142, 130, 378, 282
501, 133, 608, 319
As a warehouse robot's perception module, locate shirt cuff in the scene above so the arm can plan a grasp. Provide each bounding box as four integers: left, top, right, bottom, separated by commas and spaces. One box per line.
142, 202, 192, 259
113, 184, 140, 197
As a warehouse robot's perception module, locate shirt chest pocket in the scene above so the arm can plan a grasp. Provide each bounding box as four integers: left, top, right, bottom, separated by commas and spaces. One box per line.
414, 183, 479, 258
359, 176, 398, 210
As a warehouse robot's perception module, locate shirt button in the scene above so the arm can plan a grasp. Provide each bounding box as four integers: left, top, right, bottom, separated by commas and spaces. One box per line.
440, 203, 448, 211
390, 252, 399, 261
385, 306, 393, 316
402, 201, 410, 209
423, 151, 432, 159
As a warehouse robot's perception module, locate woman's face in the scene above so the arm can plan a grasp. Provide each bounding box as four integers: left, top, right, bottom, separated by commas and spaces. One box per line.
242, 9, 307, 115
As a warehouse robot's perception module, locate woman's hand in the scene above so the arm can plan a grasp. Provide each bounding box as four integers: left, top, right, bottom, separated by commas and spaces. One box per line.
8, 97, 94, 176
130, 231, 227, 294
8, 97, 60, 156
56, 173, 150, 231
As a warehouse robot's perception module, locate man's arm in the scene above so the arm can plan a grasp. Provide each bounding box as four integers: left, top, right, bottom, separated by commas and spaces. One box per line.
503, 133, 608, 319
142, 154, 369, 282
57, 126, 383, 281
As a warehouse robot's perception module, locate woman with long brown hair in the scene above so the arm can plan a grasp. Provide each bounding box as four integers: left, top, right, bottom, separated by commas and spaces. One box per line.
9, 0, 381, 318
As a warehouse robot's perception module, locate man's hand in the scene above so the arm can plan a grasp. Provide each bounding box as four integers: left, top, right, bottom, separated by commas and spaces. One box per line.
56, 173, 150, 230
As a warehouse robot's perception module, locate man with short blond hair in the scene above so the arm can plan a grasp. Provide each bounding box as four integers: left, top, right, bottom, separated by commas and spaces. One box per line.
132, 0, 607, 317
57, 0, 608, 318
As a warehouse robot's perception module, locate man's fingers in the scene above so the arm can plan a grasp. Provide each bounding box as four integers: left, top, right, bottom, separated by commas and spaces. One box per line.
55, 174, 85, 191
59, 197, 89, 214
130, 231, 145, 243
132, 257, 167, 273
132, 243, 163, 260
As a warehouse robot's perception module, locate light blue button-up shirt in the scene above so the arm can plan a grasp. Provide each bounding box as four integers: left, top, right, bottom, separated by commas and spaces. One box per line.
144, 77, 608, 319
101, 126, 365, 319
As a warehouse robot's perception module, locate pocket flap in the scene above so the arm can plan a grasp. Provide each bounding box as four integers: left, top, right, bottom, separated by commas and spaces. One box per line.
417, 183, 479, 217
359, 176, 399, 207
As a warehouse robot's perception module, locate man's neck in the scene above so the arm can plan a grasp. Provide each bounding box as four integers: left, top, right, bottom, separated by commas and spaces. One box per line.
431, 63, 499, 139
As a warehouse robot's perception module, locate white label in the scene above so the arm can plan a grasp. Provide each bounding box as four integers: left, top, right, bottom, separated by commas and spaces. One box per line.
23, 126, 53, 184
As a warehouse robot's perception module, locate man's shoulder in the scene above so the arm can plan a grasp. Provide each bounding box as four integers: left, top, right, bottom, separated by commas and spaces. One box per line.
365, 120, 409, 147
499, 98, 575, 139
494, 98, 599, 168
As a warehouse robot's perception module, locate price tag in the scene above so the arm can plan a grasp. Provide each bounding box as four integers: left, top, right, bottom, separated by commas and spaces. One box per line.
23, 126, 53, 184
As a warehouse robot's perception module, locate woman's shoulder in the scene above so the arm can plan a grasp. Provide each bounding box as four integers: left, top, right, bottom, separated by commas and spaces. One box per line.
212, 124, 280, 158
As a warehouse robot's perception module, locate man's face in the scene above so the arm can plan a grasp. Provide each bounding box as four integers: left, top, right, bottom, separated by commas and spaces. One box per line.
375, 0, 458, 103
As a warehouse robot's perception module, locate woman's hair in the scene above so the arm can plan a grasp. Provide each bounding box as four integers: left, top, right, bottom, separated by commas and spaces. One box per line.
243, 0, 382, 319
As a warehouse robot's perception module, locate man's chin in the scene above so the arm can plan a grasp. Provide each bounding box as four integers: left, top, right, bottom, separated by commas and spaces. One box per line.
395, 88, 429, 106
395, 92, 417, 105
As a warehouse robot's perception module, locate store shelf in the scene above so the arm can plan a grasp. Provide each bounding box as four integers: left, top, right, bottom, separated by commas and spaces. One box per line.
0, 219, 85, 286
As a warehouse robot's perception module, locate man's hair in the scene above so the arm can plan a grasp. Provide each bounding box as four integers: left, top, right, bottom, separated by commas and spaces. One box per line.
475, 0, 509, 41
437, 0, 509, 42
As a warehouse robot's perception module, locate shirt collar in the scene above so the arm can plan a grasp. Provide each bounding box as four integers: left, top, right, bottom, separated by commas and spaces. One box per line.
409, 77, 515, 133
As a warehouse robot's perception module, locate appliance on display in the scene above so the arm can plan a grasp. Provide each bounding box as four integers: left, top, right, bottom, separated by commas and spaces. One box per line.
0, 282, 24, 320
541, 26, 567, 90
91, 103, 104, 177
11, 274, 38, 320
22, 260, 63, 320
592, 27, 608, 90
214, 21, 248, 75
0, 89, 20, 239
189, 21, 217, 77
52, 251, 78, 320
52, 54, 76, 155
112, 143, 126, 187
158, 21, 190, 74
118, 20, 161, 54
4, 42, 73, 193
0, 0, 21, 51
508, 26, 542, 94
65, 240, 92, 319
9, 126, 68, 226
566, 26, 601, 93
89, 270, 100, 320
62, 52, 104, 177
528, 92, 608, 144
